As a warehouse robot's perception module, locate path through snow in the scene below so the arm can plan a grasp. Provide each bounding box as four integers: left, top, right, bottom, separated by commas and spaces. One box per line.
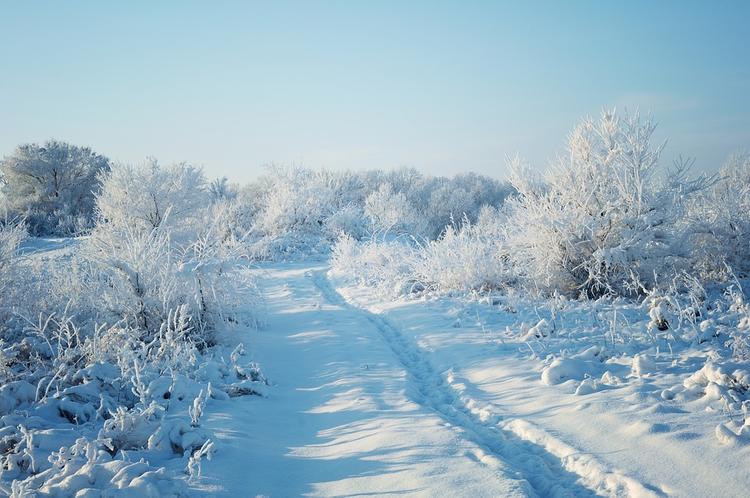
200, 264, 664, 497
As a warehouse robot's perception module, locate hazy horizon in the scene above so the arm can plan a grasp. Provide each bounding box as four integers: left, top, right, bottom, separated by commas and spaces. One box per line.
2, 1, 748, 182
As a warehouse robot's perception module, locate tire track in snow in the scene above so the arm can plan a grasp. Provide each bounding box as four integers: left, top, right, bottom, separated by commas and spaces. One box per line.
312, 270, 664, 498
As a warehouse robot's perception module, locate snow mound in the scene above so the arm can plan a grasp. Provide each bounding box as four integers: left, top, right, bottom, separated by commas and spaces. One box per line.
541, 348, 605, 386
682, 362, 749, 404
0, 382, 36, 416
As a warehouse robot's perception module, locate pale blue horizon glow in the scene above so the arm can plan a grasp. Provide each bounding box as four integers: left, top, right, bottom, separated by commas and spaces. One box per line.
1, 1, 748, 183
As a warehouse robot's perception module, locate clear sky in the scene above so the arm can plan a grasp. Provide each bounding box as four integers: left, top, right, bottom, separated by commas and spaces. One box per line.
1, 1, 748, 182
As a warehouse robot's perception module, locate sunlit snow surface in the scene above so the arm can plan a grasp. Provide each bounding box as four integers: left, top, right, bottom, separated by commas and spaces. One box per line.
4, 244, 749, 496
198, 264, 749, 497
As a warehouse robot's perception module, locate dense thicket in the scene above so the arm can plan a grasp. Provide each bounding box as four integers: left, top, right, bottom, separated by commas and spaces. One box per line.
334, 110, 749, 300
236, 165, 512, 258
4, 111, 747, 303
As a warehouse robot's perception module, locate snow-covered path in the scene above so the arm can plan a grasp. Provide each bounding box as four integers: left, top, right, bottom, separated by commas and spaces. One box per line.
199, 264, 660, 497
196, 263, 750, 497
201, 264, 533, 497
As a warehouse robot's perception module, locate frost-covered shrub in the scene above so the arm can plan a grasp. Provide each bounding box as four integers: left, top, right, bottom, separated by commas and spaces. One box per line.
324, 204, 369, 240
423, 182, 474, 238
254, 165, 344, 237
413, 209, 512, 293
717, 287, 750, 361
334, 207, 514, 297
176, 211, 261, 335
364, 183, 427, 237
0, 158, 265, 494
208, 176, 238, 203
0, 140, 110, 236
688, 152, 750, 279
452, 172, 515, 209
0, 219, 26, 302
83, 160, 259, 340
80, 215, 257, 342
362, 172, 511, 241
82, 223, 175, 332
0, 220, 29, 344
331, 234, 419, 297
504, 110, 710, 298
402, 172, 512, 239
246, 165, 370, 258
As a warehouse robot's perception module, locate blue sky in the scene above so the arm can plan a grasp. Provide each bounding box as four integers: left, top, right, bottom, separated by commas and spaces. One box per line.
1, 1, 748, 182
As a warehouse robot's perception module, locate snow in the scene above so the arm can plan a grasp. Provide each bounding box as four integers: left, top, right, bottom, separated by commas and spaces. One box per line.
190, 261, 747, 496
541, 357, 601, 386
328, 268, 750, 498
5, 239, 750, 496
200, 265, 530, 497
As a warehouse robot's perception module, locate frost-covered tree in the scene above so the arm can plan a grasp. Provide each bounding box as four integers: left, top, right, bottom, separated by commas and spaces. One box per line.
0, 140, 110, 235
209, 176, 238, 203
95, 159, 208, 243
452, 172, 514, 208
239, 165, 512, 258
365, 183, 426, 237
504, 110, 710, 297
424, 182, 474, 238
253, 165, 330, 237
365, 170, 511, 240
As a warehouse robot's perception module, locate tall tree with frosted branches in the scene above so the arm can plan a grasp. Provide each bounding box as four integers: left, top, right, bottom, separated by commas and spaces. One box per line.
0, 140, 110, 235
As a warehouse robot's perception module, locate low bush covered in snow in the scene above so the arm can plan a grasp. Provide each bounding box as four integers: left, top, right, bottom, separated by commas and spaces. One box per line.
331, 207, 513, 297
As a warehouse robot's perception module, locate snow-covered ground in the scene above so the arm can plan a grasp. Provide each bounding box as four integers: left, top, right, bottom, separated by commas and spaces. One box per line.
201, 265, 530, 497
4, 237, 749, 496
192, 263, 750, 497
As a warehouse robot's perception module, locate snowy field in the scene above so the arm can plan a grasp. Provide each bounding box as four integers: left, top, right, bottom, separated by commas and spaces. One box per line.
3, 243, 749, 496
